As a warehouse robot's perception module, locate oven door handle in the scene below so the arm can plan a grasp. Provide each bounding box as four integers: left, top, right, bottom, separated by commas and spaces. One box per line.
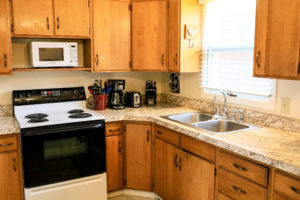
22, 122, 104, 136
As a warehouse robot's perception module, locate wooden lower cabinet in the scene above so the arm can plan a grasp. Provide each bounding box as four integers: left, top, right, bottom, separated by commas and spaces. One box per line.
0, 135, 23, 200
125, 123, 152, 190
106, 135, 123, 192
274, 172, 300, 200
154, 137, 215, 200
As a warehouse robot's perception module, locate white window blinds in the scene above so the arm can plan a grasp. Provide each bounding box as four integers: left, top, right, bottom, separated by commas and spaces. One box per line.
200, 0, 274, 97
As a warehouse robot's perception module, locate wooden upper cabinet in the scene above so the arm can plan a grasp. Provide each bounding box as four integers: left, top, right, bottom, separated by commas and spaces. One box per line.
54, 0, 90, 37
11, 0, 53, 36
106, 135, 123, 192
93, 0, 130, 72
131, 1, 167, 71
168, 0, 180, 72
0, 0, 12, 74
125, 123, 152, 191
254, 0, 300, 79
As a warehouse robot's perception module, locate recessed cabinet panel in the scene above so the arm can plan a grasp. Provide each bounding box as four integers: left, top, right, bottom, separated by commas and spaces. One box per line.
12, 0, 53, 36
93, 0, 130, 71
254, 0, 300, 79
54, 0, 90, 37
131, 1, 167, 71
0, 0, 12, 74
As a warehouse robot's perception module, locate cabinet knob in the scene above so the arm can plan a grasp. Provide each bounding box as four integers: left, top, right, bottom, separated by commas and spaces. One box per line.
3, 54, 7, 67
178, 157, 182, 171
255, 51, 261, 68
96, 54, 99, 66
174, 154, 178, 168
174, 53, 178, 65
290, 186, 300, 195
46, 17, 50, 30
232, 185, 247, 194
161, 54, 164, 66
56, 17, 60, 30
233, 163, 247, 171
118, 141, 122, 153
13, 158, 17, 172
0, 142, 13, 147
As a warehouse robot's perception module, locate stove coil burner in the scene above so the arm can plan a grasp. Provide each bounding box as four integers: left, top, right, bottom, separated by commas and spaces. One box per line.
68, 109, 85, 114
25, 113, 48, 119
28, 118, 49, 123
69, 113, 92, 119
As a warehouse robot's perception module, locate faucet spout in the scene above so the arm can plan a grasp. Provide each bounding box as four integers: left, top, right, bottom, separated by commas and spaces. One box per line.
213, 91, 228, 119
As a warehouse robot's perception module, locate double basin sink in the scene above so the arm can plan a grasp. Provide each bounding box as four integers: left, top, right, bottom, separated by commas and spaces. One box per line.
161, 112, 257, 135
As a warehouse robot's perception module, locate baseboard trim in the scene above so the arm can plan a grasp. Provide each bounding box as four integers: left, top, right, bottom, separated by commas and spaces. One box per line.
108, 189, 162, 199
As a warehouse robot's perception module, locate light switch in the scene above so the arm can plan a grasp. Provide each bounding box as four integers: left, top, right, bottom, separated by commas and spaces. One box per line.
280, 97, 291, 114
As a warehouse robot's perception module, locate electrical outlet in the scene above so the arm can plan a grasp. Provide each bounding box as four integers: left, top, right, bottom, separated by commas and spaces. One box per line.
280, 97, 291, 114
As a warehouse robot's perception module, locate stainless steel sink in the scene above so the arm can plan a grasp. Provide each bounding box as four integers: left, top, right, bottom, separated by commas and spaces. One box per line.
192, 119, 257, 135
161, 112, 257, 135
161, 112, 212, 124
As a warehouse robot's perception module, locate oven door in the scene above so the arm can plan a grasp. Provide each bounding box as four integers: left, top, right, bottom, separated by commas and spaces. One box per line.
21, 120, 106, 188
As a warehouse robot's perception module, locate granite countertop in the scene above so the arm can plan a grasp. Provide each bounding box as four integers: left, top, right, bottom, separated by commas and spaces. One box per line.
1, 103, 299, 176
0, 116, 20, 135
95, 103, 300, 177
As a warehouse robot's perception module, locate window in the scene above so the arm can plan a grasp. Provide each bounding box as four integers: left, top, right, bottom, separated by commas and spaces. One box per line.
200, 0, 275, 98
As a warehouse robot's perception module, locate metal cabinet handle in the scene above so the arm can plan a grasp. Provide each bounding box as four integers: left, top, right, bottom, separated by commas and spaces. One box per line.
0, 142, 13, 147
109, 128, 120, 132
233, 163, 248, 171
56, 17, 60, 30
161, 54, 164, 66
174, 154, 178, 168
3, 54, 7, 67
178, 157, 182, 171
118, 141, 122, 153
255, 51, 261, 68
157, 131, 162, 135
96, 54, 99, 66
46, 17, 50, 30
232, 185, 247, 194
291, 186, 300, 195
147, 130, 150, 142
174, 53, 178, 65
13, 158, 17, 171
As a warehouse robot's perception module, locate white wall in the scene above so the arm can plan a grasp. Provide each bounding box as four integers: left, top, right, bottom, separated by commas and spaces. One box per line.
0, 71, 163, 105
162, 72, 300, 120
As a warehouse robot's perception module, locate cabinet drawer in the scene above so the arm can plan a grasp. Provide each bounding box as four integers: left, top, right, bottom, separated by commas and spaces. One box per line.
273, 192, 289, 200
274, 172, 300, 200
181, 135, 215, 163
0, 136, 17, 153
219, 151, 268, 186
218, 193, 233, 200
106, 122, 123, 136
154, 125, 180, 146
218, 168, 267, 200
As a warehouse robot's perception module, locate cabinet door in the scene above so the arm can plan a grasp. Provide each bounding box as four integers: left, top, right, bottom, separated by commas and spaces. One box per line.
254, 0, 300, 79
154, 138, 180, 200
106, 135, 123, 192
178, 150, 215, 200
125, 123, 152, 190
93, 0, 130, 71
0, 0, 12, 74
11, 0, 53, 36
168, 0, 180, 72
0, 152, 22, 200
54, 0, 90, 37
131, 1, 167, 71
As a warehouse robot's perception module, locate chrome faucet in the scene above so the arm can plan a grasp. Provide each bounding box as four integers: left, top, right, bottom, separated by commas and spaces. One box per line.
212, 91, 228, 119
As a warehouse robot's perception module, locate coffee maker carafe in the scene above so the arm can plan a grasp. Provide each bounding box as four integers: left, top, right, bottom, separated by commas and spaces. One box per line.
108, 79, 125, 109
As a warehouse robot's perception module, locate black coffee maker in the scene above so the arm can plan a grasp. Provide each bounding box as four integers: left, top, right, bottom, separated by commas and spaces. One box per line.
108, 79, 125, 109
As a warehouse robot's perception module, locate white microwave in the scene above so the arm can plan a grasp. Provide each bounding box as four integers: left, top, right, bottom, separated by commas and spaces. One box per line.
30, 42, 78, 67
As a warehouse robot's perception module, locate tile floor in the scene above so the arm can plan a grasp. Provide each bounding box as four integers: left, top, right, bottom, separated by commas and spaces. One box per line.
108, 194, 159, 200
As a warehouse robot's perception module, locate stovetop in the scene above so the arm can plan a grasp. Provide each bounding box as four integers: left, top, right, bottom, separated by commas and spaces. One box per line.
14, 101, 104, 129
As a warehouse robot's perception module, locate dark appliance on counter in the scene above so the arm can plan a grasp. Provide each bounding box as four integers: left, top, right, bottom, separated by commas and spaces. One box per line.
145, 80, 157, 106
125, 91, 142, 108
13, 87, 107, 200
108, 79, 125, 109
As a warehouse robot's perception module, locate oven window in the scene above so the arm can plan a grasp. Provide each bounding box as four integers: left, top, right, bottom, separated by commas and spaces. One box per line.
39, 48, 64, 61
44, 136, 88, 160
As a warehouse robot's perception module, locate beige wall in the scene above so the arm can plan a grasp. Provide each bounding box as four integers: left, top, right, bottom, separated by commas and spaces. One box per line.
162, 72, 300, 120
0, 71, 163, 105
